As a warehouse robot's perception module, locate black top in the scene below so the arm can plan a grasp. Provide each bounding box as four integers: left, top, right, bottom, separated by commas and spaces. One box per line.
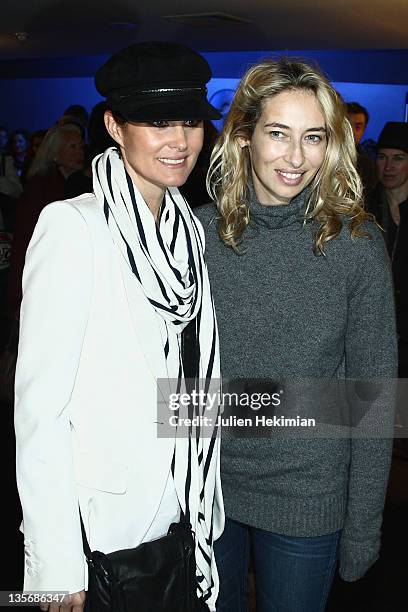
368, 184, 408, 307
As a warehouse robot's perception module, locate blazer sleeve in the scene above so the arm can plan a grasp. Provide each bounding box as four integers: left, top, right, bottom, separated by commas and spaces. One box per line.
15, 201, 93, 593
339, 225, 397, 581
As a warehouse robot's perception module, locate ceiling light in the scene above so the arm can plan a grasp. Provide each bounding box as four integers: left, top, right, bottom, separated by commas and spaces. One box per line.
163, 13, 251, 27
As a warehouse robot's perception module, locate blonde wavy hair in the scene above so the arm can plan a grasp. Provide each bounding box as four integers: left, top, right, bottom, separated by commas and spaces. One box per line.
27, 123, 82, 180
207, 57, 373, 253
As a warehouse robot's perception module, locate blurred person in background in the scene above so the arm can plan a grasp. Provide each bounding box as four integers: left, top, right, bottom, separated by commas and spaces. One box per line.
5, 123, 84, 321
0, 147, 23, 229
61, 104, 89, 127
58, 104, 89, 140
0, 125, 9, 155
8, 129, 30, 177
369, 122, 408, 385
346, 101, 377, 196
65, 101, 115, 198
21, 130, 47, 183
0, 128, 22, 347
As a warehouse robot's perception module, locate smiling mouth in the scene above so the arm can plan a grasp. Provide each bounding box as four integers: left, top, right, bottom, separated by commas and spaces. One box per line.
275, 169, 306, 185
158, 157, 187, 166
276, 170, 305, 179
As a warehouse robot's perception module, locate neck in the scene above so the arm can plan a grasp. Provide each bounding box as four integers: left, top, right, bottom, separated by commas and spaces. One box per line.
252, 174, 290, 207
122, 158, 164, 223
386, 183, 408, 208
248, 183, 308, 230
144, 192, 163, 222
58, 166, 74, 180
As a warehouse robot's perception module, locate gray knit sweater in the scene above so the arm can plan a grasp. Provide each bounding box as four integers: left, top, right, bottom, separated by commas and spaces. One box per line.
194, 189, 397, 582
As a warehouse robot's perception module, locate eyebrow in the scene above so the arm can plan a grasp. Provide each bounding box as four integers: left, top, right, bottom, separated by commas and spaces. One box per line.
263, 122, 326, 132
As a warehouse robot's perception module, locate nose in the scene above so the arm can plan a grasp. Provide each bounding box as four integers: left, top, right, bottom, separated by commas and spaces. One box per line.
384, 158, 393, 172
170, 126, 188, 152
284, 139, 304, 168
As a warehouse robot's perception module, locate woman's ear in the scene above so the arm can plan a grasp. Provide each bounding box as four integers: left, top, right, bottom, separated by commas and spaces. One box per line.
237, 134, 250, 149
104, 111, 125, 148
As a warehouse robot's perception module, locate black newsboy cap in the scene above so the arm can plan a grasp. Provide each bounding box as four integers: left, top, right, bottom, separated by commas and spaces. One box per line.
95, 41, 221, 122
377, 122, 408, 155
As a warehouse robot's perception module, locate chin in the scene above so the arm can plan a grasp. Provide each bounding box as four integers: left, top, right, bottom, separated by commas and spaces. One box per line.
277, 187, 303, 200
165, 176, 190, 188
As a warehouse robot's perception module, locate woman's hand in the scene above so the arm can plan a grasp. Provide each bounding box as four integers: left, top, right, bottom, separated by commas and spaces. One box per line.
39, 590, 86, 612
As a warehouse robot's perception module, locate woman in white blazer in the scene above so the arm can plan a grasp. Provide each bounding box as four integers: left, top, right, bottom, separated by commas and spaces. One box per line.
15, 42, 224, 612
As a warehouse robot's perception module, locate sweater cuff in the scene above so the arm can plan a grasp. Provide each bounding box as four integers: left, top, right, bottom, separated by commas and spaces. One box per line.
338, 533, 380, 582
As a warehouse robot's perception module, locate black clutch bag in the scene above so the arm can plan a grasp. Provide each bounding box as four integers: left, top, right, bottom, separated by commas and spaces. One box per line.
81, 515, 199, 612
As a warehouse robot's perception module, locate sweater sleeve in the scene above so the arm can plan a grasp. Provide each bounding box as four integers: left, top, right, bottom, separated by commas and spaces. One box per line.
339, 224, 397, 581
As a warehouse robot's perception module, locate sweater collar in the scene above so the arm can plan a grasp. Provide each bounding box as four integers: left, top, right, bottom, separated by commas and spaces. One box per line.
248, 184, 309, 229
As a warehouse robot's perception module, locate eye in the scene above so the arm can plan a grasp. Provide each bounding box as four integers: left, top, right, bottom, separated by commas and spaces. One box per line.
305, 134, 323, 143
184, 120, 202, 128
268, 130, 286, 139
149, 120, 169, 128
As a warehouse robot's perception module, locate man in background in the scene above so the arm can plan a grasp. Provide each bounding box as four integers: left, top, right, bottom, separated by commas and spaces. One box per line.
346, 101, 378, 196
369, 122, 408, 445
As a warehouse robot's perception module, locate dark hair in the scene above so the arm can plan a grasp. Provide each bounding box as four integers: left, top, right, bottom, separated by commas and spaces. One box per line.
88, 102, 116, 156
10, 128, 30, 141
63, 104, 89, 124
345, 102, 369, 125
31, 129, 47, 140
8, 129, 30, 156
106, 107, 127, 126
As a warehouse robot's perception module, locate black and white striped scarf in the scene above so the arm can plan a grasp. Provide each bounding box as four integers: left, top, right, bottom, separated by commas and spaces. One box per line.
93, 147, 222, 606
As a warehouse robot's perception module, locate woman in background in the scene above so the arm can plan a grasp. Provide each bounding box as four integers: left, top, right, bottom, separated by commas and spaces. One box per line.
64, 101, 116, 199
8, 129, 30, 177
5, 123, 84, 321
21, 130, 47, 183
196, 58, 397, 612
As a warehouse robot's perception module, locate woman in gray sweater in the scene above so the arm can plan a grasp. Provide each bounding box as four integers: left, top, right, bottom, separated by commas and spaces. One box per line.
195, 58, 397, 612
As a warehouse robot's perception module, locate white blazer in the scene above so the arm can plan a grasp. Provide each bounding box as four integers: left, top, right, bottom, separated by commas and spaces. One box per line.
14, 193, 223, 597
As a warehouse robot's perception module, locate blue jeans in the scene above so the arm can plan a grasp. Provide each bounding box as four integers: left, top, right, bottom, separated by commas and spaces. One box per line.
215, 518, 340, 612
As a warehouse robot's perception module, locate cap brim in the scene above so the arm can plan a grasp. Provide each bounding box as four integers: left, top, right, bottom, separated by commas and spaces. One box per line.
117, 98, 221, 122
377, 141, 408, 154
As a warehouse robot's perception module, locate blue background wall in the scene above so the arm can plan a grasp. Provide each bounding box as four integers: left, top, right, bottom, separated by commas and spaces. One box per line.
207, 79, 408, 142
0, 49, 407, 141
